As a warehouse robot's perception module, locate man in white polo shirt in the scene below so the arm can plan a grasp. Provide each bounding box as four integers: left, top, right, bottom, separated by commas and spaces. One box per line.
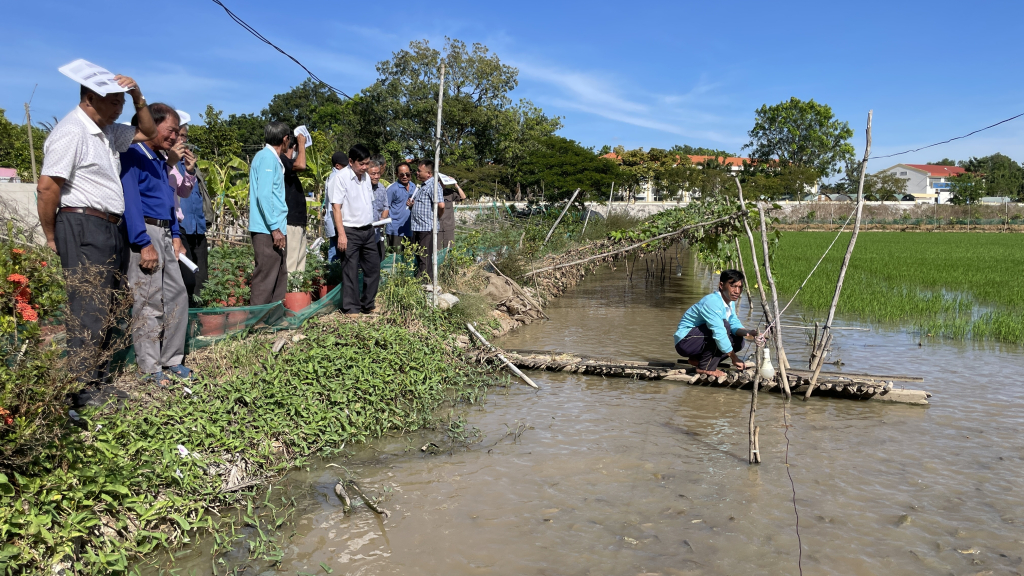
37, 73, 157, 407
330, 144, 381, 316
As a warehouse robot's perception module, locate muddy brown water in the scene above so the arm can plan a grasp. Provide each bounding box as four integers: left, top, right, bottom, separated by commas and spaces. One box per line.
167, 252, 1024, 575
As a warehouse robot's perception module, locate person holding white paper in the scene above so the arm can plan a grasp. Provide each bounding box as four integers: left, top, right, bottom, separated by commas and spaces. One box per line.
281, 132, 308, 273
369, 155, 389, 257
37, 67, 157, 408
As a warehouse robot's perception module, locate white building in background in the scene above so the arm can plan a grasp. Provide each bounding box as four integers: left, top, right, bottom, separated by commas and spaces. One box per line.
878, 163, 965, 203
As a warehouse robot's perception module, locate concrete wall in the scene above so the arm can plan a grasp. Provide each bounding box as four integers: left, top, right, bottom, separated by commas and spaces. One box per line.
882, 166, 928, 198
454, 201, 684, 224
0, 182, 43, 243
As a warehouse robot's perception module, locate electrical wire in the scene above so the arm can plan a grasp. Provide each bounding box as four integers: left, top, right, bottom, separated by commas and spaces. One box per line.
869, 112, 1024, 160
783, 401, 803, 576
209, 0, 352, 100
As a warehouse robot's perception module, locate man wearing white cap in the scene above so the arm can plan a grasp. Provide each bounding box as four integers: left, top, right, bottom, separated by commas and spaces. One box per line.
37, 66, 157, 407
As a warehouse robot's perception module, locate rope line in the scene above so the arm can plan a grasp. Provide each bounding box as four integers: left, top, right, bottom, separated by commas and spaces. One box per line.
783, 401, 803, 576
209, 0, 352, 100
869, 112, 1024, 160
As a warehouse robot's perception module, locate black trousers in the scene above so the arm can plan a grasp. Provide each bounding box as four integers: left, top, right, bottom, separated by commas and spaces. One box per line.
250, 232, 287, 305
413, 230, 436, 283
179, 233, 209, 306
341, 226, 381, 313
55, 211, 128, 385
674, 320, 744, 371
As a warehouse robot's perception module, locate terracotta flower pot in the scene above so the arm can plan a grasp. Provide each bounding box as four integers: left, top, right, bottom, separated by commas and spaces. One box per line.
226, 311, 248, 331
317, 284, 337, 299
198, 313, 226, 336
284, 292, 312, 312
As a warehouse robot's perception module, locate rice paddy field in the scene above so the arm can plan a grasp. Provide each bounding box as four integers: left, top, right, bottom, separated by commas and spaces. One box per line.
740, 232, 1024, 344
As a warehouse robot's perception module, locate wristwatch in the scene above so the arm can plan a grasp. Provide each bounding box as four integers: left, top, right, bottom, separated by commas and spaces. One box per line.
134, 95, 147, 110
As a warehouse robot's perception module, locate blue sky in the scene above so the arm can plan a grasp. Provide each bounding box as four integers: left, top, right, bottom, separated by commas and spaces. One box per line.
3, 0, 1023, 172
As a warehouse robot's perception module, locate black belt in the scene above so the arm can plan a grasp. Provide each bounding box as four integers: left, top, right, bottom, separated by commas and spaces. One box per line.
144, 217, 172, 227
345, 224, 373, 230
60, 207, 122, 225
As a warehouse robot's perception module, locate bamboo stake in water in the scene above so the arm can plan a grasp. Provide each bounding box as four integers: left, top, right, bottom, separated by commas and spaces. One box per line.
431, 62, 446, 307
749, 343, 763, 464
756, 202, 790, 399
543, 188, 581, 245
806, 110, 872, 400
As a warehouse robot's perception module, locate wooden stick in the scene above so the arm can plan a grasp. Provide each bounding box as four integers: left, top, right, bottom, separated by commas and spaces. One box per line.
524, 211, 745, 277
607, 182, 615, 216
581, 202, 593, 237
806, 332, 833, 395
543, 188, 581, 245
749, 344, 762, 464
757, 202, 790, 399
466, 323, 540, 389
807, 110, 872, 400
734, 237, 754, 314
345, 480, 390, 520
489, 259, 549, 320
334, 481, 351, 513
809, 321, 819, 369
753, 425, 761, 464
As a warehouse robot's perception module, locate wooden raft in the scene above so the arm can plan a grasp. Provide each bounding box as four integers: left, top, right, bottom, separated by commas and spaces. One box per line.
504, 349, 931, 405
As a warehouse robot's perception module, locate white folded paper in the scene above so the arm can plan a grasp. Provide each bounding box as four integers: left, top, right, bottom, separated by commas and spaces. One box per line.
294, 125, 313, 148
371, 217, 392, 227
178, 253, 199, 273
176, 110, 192, 126
59, 59, 128, 96
438, 172, 457, 186
309, 237, 324, 252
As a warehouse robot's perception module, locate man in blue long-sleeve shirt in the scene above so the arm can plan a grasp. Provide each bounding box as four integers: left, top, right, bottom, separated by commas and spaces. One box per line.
674, 269, 758, 377
121, 103, 191, 384
248, 122, 290, 305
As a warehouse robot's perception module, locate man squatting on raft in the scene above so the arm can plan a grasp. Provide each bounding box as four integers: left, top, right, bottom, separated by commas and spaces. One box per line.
674, 269, 760, 378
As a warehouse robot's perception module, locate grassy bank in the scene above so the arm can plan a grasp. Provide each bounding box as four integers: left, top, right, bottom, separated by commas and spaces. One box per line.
740, 231, 1024, 344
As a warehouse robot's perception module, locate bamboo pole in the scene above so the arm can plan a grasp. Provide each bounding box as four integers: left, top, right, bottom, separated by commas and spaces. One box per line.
756, 202, 790, 398
607, 182, 615, 216
543, 188, 580, 245
749, 343, 763, 464
524, 211, 745, 277
24, 101, 38, 183
488, 258, 549, 320
431, 62, 446, 307
734, 237, 753, 314
806, 110, 872, 400
466, 323, 540, 389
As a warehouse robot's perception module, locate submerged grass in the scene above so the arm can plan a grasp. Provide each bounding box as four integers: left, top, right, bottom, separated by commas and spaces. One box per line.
739, 231, 1024, 343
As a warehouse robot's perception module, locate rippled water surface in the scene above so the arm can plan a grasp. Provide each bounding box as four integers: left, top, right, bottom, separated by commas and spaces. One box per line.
171, 251, 1024, 575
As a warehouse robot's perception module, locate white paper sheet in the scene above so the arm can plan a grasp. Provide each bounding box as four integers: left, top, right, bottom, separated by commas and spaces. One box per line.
294, 125, 313, 148
176, 110, 192, 125
58, 59, 128, 96
438, 172, 457, 186
371, 217, 392, 227
178, 253, 199, 273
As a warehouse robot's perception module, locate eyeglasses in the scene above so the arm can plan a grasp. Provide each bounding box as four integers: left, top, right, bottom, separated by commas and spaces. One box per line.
397, 172, 411, 177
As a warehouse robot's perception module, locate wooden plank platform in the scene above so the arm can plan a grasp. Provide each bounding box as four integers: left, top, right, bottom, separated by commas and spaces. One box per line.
504, 350, 932, 405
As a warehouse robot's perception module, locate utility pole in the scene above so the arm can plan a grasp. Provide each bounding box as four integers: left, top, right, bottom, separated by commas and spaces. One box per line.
431, 62, 446, 307
25, 85, 38, 183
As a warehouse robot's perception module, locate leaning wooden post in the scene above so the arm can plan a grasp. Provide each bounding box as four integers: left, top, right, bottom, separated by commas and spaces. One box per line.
756, 202, 791, 399
806, 110, 872, 400
607, 182, 615, 216
543, 188, 581, 245
431, 62, 447, 306
749, 343, 763, 464
733, 237, 754, 315
466, 323, 539, 389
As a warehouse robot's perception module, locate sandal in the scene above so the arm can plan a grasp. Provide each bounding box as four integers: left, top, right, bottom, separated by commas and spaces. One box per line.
165, 364, 194, 381
141, 371, 173, 388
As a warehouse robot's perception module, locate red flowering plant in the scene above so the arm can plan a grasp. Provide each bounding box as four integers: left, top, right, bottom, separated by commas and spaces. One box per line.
0, 230, 66, 336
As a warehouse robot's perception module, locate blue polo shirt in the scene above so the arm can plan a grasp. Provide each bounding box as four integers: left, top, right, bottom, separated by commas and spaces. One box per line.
248, 145, 287, 234
178, 161, 206, 235
120, 143, 179, 249
385, 181, 415, 237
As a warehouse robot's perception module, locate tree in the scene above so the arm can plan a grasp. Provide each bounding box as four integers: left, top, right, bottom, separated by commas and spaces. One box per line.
961, 153, 1024, 200
0, 108, 46, 181
187, 106, 243, 159
836, 163, 908, 200
928, 158, 958, 166
263, 78, 346, 133
597, 145, 612, 156
518, 135, 619, 200
948, 172, 986, 206
483, 99, 562, 187
668, 143, 735, 158
360, 38, 522, 163
225, 113, 267, 152
741, 164, 819, 201
744, 97, 854, 179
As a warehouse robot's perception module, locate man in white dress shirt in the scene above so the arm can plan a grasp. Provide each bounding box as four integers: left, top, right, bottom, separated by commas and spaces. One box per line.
37, 74, 157, 407
329, 144, 380, 315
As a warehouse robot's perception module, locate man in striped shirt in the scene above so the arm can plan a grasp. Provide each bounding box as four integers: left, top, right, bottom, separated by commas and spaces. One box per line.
408, 160, 443, 282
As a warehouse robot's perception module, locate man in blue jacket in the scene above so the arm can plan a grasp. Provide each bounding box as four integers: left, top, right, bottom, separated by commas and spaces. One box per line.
674, 269, 758, 377
248, 122, 290, 305
121, 103, 191, 384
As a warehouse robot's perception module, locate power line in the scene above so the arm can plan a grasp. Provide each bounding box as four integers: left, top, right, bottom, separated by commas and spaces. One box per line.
869, 112, 1024, 160
209, 0, 352, 100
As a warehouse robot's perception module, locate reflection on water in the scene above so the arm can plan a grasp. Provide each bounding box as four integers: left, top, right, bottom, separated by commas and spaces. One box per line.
168, 250, 1024, 575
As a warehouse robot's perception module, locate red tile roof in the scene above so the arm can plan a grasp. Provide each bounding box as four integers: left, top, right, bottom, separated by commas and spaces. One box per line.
688, 155, 748, 167
601, 152, 620, 160
905, 164, 965, 177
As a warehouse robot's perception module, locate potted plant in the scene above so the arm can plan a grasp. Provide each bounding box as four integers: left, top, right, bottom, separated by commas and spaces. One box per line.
284, 270, 313, 312
226, 285, 251, 331
197, 277, 229, 336
319, 260, 343, 299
